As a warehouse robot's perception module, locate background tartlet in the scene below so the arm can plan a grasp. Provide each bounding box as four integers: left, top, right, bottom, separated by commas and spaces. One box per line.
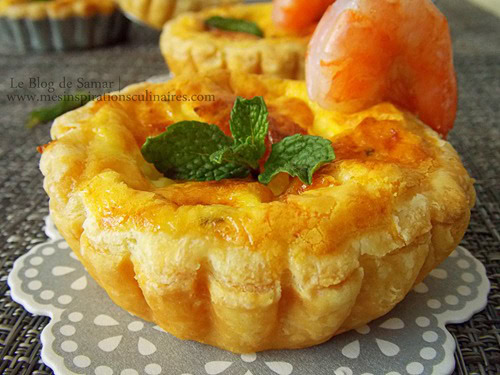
0, 0, 129, 53
39, 70, 475, 353
116, 0, 243, 30
160, 3, 311, 79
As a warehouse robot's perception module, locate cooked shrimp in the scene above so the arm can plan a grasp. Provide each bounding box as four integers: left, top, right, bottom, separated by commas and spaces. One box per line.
306, 0, 457, 137
272, 0, 335, 32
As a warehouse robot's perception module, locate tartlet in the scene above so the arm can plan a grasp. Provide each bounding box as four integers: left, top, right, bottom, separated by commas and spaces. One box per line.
0, 0, 128, 53
40, 70, 475, 353
116, 0, 242, 30
160, 3, 311, 79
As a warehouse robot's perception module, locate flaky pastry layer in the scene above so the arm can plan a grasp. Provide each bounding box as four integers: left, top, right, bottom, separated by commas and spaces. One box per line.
160, 3, 310, 79
40, 70, 475, 353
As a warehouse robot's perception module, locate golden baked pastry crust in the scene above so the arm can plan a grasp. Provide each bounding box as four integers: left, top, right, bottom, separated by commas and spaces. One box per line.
116, 0, 242, 30
40, 70, 475, 353
0, 0, 116, 19
160, 3, 311, 79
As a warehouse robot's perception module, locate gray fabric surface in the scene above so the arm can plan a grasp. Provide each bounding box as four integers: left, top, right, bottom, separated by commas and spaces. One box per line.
0, 1, 498, 374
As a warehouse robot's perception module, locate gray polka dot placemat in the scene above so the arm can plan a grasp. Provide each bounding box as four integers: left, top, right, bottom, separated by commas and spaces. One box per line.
0, 0, 499, 374
7, 216, 491, 375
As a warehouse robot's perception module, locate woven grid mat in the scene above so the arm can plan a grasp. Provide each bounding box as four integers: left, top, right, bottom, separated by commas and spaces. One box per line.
0, 1, 498, 374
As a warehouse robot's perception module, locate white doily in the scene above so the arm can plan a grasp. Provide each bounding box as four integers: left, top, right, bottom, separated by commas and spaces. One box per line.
8, 216, 490, 375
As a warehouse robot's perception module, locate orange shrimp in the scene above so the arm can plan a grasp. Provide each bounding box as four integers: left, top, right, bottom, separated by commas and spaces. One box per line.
306, 0, 457, 137
272, 0, 335, 32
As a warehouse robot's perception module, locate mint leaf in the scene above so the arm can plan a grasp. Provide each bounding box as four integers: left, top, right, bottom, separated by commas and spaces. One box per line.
209, 143, 256, 169
205, 16, 264, 38
230, 96, 269, 148
141, 121, 249, 181
211, 96, 269, 169
209, 146, 237, 165
259, 135, 335, 185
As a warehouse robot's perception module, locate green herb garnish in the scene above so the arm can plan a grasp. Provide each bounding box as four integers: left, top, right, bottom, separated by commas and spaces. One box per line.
210, 96, 268, 170
258, 134, 335, 185
141, 97, 335, 185
26, 92, 92, 129
205, 16, 264, 38
141, 121, 250, 181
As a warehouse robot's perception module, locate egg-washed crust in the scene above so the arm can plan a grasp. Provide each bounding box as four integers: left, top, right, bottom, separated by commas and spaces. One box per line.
40, 70, 475, 353
160, 3, 311, 80
116, 0, 242, 30
0, 0, 116, 19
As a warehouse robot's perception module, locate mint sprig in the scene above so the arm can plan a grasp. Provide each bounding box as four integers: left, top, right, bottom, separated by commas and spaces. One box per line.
258, 134, 335, 185
141, 97, 336, 185
210, 96, 268, 169
205, 16, 264, 38
141, 121, 249, 181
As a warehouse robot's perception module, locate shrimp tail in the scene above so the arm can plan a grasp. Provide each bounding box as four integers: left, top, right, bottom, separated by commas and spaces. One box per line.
272, 0, 335, 32
306, 0, 457, 137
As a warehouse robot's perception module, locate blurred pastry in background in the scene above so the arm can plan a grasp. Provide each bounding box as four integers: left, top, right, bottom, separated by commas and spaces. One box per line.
0, 0, 129, 53
160, 2, 311, 79
116, 0, 242, 30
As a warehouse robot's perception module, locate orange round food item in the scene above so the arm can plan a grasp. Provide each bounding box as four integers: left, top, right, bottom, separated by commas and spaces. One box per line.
306, 0, 457, 137
40, 71, 475, 353
161, 3, 311, 79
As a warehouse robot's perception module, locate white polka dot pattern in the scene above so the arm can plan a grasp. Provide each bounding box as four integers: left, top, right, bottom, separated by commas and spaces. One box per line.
24, 268, 38, 278
406, 362, 424, 374
40, 290, 54, 300
95, 365, 113, 375
415, 317, 430, 328
127, 321, 144, 332
42, 247, 55, 256
68, 312, 83, 322
445, 295, 459, 305
427, 299, 441, 309
145, 363, 162, 375
58, 295, 72, 304
30, 256, 43, 266
423, 331, 438, 343
28, 280, 42, 291
60, 325, 76, 336
458, 285, 472, 296
73, 355, 91, 368
420, 347, 436, 360
8, 218, 489, 375
61, 340, 78, 353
